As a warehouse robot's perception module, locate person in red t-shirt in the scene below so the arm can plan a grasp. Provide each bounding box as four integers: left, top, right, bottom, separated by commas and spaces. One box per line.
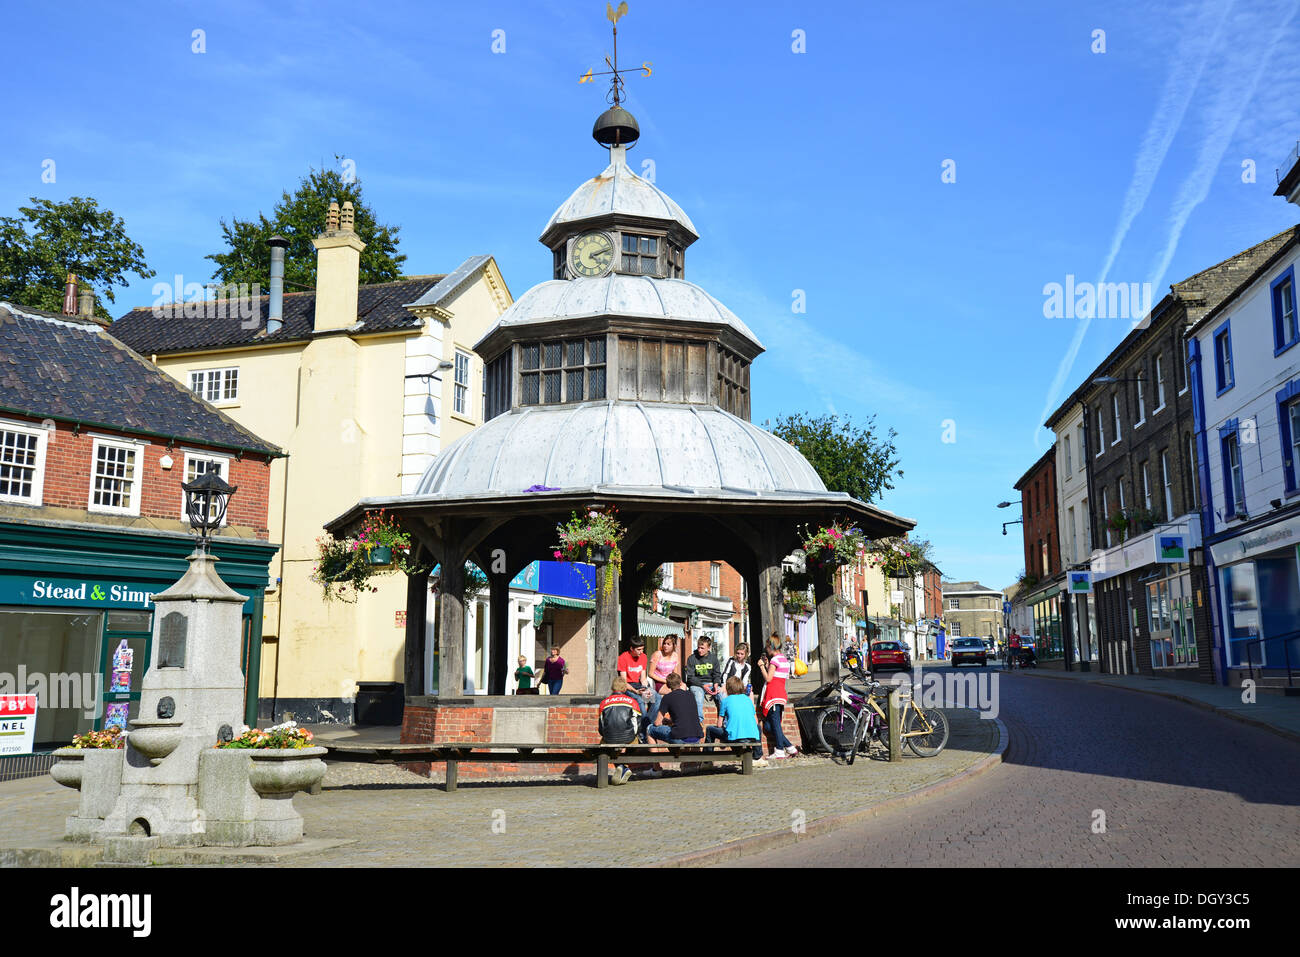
1007, 633, 1020, 669
618, 638, 655, 742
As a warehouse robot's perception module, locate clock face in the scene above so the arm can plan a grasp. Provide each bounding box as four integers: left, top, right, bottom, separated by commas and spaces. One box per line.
569, 231, 614, 277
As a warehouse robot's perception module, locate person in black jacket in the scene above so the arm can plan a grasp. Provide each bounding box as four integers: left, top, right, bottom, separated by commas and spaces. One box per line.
598, 676, 643, 785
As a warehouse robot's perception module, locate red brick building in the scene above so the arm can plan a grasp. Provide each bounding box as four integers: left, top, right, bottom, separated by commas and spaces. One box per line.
0, 301, 280, 759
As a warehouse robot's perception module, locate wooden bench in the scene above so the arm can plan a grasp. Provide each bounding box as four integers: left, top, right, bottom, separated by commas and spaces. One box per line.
324, 741, 759, 791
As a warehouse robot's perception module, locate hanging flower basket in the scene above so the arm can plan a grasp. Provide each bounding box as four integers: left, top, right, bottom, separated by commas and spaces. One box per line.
367, 546, 394, 566
800, 522, 865, 571
311, 510, 425, 602
555, 506, 625, 598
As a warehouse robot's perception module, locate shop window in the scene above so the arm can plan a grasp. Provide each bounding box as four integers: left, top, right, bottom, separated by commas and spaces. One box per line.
1221, 563, 1260, 668
182, 453, 231, 525
0, 421, 47, 505
0, 609, 101, 749
89, 439, 141, 516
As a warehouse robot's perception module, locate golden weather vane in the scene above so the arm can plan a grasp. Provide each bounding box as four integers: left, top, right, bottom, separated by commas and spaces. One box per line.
578, 2, 652, 107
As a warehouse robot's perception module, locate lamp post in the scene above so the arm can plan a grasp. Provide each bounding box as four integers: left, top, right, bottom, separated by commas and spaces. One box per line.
181, 471, 237, 553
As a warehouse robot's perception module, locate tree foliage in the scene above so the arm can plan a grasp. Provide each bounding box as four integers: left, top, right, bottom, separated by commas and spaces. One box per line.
0, 196, 154, 319
206, 160, 406, 289
769, 412, 902, 504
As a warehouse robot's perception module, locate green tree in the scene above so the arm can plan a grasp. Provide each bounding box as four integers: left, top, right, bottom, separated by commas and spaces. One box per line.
769, 412, 902, 504
0, 196, 154, 319
207, 161, 406, 289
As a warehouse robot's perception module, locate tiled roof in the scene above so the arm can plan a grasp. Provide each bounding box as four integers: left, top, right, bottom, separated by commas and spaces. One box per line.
0, 302, 281, 455
110, 276, 442, 356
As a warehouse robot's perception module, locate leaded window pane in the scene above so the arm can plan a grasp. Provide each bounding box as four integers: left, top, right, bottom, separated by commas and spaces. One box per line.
521, 344, 540, 370
544, 342, 562, 369
543, 370, 561, 403
521, 373, 540, 404
587, 337, 605, 363
589, 366, 606, 399
566, 341, 584, 366
566, 370, 584, 402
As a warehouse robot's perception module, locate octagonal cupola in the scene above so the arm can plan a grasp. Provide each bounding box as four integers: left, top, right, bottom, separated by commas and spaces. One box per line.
540, 142, 698, 281
477, 106, 757, 425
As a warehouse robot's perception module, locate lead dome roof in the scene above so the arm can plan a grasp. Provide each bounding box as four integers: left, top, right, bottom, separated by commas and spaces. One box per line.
542, 145, 698, 240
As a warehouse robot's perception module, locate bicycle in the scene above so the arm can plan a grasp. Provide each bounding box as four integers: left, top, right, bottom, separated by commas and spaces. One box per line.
816, 674, 949, 762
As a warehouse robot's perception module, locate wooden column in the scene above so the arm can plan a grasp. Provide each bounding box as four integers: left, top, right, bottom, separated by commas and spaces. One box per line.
813, 565, 840, 684
403, 568, 428, 697
593, 564, 620, 696
437, 550, 466, 697
619, 569, 642, 652
487, 571, 510, 695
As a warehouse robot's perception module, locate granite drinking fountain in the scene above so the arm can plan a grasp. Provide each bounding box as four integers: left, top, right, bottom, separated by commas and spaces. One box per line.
51, 473, 325, 861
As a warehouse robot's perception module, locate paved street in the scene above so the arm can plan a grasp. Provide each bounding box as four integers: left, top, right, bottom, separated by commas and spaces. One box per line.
0, 703, 998, 867
731, 667, 1300, 867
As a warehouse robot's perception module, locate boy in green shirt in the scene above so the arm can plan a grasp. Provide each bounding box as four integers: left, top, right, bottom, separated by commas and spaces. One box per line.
515, 655, 536, 692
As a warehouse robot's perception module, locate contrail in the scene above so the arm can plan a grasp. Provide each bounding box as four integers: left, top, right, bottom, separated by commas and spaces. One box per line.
1034, 0, 1231, 441
1145, 0, 1300, 296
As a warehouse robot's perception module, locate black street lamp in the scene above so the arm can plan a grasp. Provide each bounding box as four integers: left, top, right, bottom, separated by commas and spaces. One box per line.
997, 500, 1021, 509
182, 471, 237, 552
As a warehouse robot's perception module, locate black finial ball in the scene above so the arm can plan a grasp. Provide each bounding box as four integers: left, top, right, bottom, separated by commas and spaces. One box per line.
593, 106, 640, 147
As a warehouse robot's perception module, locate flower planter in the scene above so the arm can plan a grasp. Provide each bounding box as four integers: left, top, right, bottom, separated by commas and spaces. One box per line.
50, 747, 86, 790
246, 746, 328, 796
582, 544, 612, 565
367, 546, 394, 566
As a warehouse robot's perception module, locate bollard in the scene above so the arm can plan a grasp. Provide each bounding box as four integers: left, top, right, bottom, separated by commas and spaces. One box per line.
887, 687, 903, 762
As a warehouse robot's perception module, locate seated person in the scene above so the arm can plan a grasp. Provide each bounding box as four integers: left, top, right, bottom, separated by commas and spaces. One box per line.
648, 672, 704, 744
597, 675, 643, 785
705, 675, 766, 767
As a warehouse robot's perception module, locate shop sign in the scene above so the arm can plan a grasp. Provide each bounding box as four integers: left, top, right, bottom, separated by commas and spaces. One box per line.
0, 574, 157, 609
1155, 533, 1188, 563
890, 590, 904, 603
0, 695, 37, 755
1068, 571, 1093, 594
1210, 514, 1300, 567
510, 562, 539, 592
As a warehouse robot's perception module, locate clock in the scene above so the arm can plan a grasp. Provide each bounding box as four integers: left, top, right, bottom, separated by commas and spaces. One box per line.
569, 231, 614, 277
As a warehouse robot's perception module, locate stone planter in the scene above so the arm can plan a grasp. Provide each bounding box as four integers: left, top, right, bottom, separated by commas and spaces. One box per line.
246, 746, 328, 796
50, 747, 125, 841
127, 718, 186, 765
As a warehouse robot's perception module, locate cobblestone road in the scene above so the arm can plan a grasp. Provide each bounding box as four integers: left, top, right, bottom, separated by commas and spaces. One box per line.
731, 670, 1300, 867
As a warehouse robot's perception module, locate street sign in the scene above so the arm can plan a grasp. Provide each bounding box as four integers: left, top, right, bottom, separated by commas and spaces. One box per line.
1155, 534, 1188, 563
1068, 571, 1093, 594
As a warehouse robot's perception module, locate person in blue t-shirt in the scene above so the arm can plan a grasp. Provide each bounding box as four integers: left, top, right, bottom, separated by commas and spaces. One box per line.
704, 676, 767, 767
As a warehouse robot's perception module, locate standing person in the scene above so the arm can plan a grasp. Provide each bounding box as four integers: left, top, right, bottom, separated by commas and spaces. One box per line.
618, 637, 655, 742
649, 673, 704, 744
684, 635, 721, 723
758, 635, 797, 759
705, 675, 767, 768
719, 642, 753, 703
647, 635, 681, 725
541, 645, 568, 695
597, 676, 643, 785
514, 655, 536, 694
1007, 633, 1020, 670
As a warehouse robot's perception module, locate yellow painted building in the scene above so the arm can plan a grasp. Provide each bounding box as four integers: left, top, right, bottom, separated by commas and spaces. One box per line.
112, 207, 512, 720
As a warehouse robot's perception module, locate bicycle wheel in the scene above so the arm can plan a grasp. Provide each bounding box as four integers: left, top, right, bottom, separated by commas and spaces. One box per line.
904, 706, 950, 757
817, 705, 858, 755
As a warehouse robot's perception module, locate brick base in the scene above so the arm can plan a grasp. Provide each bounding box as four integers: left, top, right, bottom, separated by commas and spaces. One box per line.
398, 697, 803, 780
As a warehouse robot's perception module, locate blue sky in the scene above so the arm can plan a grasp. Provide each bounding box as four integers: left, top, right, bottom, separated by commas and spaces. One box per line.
6, 0, 1300, 587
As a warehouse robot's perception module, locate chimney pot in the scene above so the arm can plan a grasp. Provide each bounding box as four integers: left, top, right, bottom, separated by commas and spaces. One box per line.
340, 201, 355, 232
327, 200, 340, 232
63, 272, 78, 316
267, 234, 289, 334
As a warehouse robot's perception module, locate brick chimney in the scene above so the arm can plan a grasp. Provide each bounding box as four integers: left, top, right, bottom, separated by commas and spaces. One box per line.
311, 199, 366, 332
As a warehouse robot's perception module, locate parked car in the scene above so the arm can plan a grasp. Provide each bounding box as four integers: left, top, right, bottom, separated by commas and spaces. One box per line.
869, 640, 909, 671
983, 637, 996, 655
951, 637, 988, 667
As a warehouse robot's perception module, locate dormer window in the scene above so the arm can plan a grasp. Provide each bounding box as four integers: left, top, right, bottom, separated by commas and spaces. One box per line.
621, 234, 660, 275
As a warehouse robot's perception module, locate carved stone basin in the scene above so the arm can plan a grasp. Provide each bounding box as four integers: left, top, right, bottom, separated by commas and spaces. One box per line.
49, 747, 86, 789
246, 747, 328, 796
127, 718, 186, 765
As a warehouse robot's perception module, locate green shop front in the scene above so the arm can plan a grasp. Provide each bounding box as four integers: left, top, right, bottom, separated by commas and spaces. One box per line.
0, 520, 276, 761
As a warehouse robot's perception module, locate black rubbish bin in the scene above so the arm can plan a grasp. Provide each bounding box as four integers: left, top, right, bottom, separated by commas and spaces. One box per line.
354, 681, 404, 726
792, 682, 841, 753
